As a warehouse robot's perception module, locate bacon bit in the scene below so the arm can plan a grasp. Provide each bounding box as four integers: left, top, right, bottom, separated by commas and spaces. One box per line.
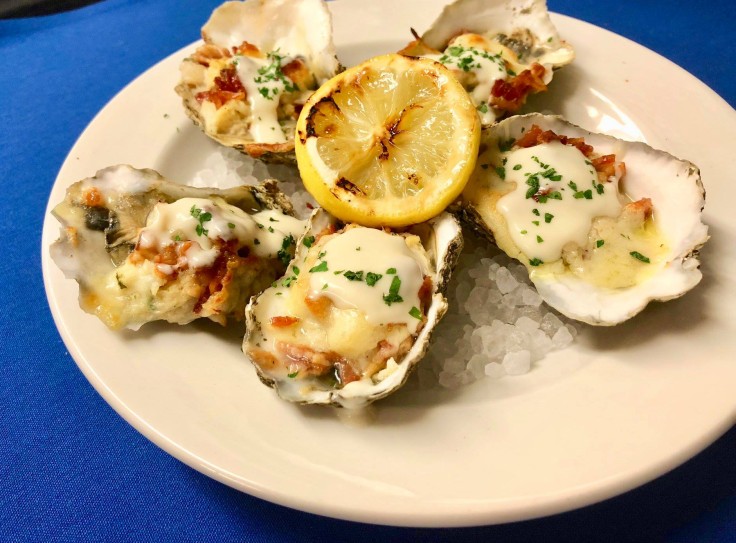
417, 275, 433, 310
196, 66, 246, 109
334, 359, 361, 386
275, 341, 333, 376
270, 316, 300, 328
306, 202, 314, 210
191, 44, 231, 67
304, 294, 332, 319
490, 63, 547, 113
232, 40, 260, 56
513, 124, 626, 179
624, 197, 653, 219
83, 187, 103, 207
592, 154, 617, 181
281, 58, 310, 87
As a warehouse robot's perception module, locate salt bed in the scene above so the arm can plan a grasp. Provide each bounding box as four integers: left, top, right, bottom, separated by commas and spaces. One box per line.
186, 147, 579, 388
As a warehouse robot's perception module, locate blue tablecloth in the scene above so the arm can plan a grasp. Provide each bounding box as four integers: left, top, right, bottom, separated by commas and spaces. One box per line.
1, 1, 734, 541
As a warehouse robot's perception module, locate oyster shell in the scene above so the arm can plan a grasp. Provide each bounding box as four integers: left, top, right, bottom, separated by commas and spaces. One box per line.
176, 0, 341, 163
50, 165, 305, 330
243, 209, 463, 407
400, 0, 574, 125
460, 113, 709, 325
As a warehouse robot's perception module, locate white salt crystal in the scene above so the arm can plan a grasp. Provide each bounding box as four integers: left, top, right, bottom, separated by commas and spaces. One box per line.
521, 287, 543, 307
540, 312, 564, 336
552, 326, 574, 349
495, 267, 519, 294
438, 370, 462, 388
484, 362, 506, 379
515, 316, 540, 332
502, 350, 532, 375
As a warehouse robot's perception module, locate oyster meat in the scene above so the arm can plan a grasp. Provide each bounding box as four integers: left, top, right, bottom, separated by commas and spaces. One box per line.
243, 209, 463, 407
176, 0, 341, 163
400, 0, 574, 125
50, 165, 305, 330
461, 113, 709, 325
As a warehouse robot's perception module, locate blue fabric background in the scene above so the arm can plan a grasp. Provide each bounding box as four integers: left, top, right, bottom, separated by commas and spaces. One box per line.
1, 0, 734, 541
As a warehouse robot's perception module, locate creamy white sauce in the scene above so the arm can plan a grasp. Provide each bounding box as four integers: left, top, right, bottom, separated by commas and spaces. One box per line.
234, 54, 291, 144
497, 142, 623, 263
137, 198, 304, 272
426, 35, 510, 125
307, 228, 427, 334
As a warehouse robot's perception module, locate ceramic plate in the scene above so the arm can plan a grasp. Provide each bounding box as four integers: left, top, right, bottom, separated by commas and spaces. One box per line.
41, 0, 736, 527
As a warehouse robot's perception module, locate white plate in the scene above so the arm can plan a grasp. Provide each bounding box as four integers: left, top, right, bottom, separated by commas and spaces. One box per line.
42, 0, 736, 527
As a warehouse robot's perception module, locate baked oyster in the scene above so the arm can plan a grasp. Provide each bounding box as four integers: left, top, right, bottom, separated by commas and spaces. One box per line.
399, 0, 574, 125
243, 209, 463, 407
460, 113, 708, 325
176, 0, 341, 163
50, 165, 305, 330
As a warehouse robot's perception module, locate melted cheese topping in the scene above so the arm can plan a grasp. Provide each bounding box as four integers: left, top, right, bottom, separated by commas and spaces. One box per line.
234, 55, 290, 143
307, 228, 427, 333
497, 142, 622, 263
138, 198, 304, 273
250, 226, 430, 375
424, 34, 522, 124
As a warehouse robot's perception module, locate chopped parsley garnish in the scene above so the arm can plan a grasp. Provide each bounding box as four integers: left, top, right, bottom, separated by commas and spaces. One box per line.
596, 239, 605, 248
630, 251, 650, 263
382, 275, 403, 306
438, 45, 506, 75
287, 371, 299, 378
269, 217, 278, 222
513, 164, 522, 171
309, 261, 328, 273
334, 270, 344, 275
253, 50, 297, 100
520, 229, 528, 235
495, 166, 506, 180
532, 208, 540, 216
256, 223, 264, 229
409, 306, 423, 320
254, 238, 260, 245
173, 234, 182, 242
355, 246, 361, 251
544, 213, 554, 223
292, 266, 300, 275
477, 102, 489, 114
227, 222, 235, 229
190, 205, 212, 237
365, 272, 382, 286
536, 235, 544, 243
532, 220, 540, 226
322, 284, 328, 290
537, 191, 562, 203
498, 138, 516, 152
276, 235, 295, 266
268, 226, 275, 233
317, 251, 326, 259
302, 235, 315, 248
386, 267, 397, 274
343, 270, 364, 281
525, 175, 540, 199
529, 258, 544, 266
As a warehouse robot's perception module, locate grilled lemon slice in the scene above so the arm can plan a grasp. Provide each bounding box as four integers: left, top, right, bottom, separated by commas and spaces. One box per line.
295, 54, 480, 227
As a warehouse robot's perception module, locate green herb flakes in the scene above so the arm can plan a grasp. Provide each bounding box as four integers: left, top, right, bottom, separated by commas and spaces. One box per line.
409, 306, 422, 320
630, 251, 650, 263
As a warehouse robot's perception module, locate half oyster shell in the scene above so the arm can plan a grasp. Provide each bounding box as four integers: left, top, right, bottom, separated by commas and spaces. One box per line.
400, 0, 574, 125
243, 209, 463, 407
176, 0, 341, 163
460, 113, 709, 325
50, 165, 305, 330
